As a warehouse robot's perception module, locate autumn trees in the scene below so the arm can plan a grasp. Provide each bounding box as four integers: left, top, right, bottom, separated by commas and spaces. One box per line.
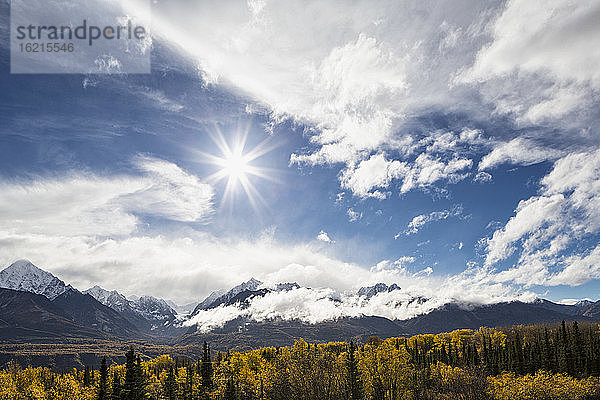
2, 321, 600, 399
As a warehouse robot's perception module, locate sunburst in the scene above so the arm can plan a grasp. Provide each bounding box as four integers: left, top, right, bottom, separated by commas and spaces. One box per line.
198, 125, 279, 211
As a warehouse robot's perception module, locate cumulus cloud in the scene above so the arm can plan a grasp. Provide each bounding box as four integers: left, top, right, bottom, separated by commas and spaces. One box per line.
144, 1, 600, 200
142, 1, 518, 198
473, 171, 492, 183
316, 230, 334, 243
485, 149, 600, 286
339, 153, 406, 199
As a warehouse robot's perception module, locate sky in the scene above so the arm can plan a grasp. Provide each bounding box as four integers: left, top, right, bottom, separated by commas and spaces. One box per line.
1, 0, 600, 317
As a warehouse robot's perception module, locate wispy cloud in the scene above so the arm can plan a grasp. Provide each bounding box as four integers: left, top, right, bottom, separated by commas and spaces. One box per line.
0, 156, 214, 237
403, 206, 464, 236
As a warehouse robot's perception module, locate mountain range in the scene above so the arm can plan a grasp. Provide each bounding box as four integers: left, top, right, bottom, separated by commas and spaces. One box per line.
1, 259, 599, 351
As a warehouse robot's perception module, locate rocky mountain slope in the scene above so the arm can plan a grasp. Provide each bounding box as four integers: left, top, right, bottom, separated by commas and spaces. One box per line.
1, 259, 600, 350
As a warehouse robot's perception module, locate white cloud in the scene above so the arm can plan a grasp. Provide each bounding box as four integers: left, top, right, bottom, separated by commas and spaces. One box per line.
458, 0, 600, 131
474, 171, 492, 183
130, 156, 214, 222
184, 266, 536, 332
558, 298, 593, 306
404, 206, 463, 235
339, 153, 406, 199
0, 226, 534, 312
145, 1, 504, 197
347, 208, 362, 222
144, 0, 600, 199
463, 0, 600, 88
0, 230, 365, 304
485, 149, 600, 286
316, 230, 334, 243
0, 156, 214, 238
478, 138, 564, 170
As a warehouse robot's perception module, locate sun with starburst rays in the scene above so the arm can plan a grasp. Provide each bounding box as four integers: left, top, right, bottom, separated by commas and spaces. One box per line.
199, 125, 279, 211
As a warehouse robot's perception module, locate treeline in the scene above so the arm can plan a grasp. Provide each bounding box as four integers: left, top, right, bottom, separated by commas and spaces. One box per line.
408, 320, 600, 377
3, 321, 600, 399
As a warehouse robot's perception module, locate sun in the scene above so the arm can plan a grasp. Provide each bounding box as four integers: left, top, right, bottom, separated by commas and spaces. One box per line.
197, 126, 279, 210
222, 149, 249, 183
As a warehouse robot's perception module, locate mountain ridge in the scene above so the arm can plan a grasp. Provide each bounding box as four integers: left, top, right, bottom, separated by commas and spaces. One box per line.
1, 259, 599, 350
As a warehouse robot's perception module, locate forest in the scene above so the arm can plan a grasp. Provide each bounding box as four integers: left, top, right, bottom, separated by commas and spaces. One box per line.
3, 321, 600, 400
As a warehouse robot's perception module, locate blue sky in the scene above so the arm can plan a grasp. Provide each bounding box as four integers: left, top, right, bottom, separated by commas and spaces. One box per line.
1, 0, 600, 313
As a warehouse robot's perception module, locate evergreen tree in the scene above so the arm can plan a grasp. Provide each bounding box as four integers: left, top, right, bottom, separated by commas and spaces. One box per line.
98, 357, 108, 400
572, 321, 583, 376
121, 347, 147, 400
163, 366, 177, 400
223, 377, 238, 400
84, 365, 91, 387
347, 341, 361, 400
111, 370, 121, 400
201, 341, 213, 389
542, 327, 553, 372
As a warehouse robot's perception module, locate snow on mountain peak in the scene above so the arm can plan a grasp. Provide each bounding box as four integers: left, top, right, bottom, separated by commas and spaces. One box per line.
132, 295, 177, 321
0, 259, 70, 300
357, 283, 401, 299
83, 285, 131, 312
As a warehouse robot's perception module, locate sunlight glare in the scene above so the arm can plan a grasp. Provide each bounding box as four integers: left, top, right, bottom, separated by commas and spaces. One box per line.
196, 125, 280, 212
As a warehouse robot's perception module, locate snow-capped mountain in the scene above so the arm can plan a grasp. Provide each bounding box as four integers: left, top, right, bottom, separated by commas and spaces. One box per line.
357, 283, 401, 299
0, 259, 71, 300
84, 285, 179, 333
194, 289, 227, 311
166, 300, 197, 314
274, 282, 300, 291
84, 285, 131, 312
192, 278, 262, 313
131, 295, 177, 322
0, 260, 181, 336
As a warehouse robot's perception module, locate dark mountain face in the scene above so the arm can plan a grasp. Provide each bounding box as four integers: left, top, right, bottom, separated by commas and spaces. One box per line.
580, 302, 600, 319
192, 278, 263, 313
178, 315, 407, 351
2, 260, 600, 349
51, 288, 142, 338
83, 286, 183, 337
179, 300, 598, 349
396, 301, 593, 334
0, 288, 105, 340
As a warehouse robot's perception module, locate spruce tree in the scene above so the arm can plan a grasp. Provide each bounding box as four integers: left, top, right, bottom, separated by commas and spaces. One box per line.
163, 366, 177, 400
121, 347, 147, 400
572, 321, 583, 376
84, 365, 91, 387
347, 341, 361, 400
98, 357, 109, 400
201, 341, 213, 388
223, 377, 238, 400
111, 370, 121, 400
